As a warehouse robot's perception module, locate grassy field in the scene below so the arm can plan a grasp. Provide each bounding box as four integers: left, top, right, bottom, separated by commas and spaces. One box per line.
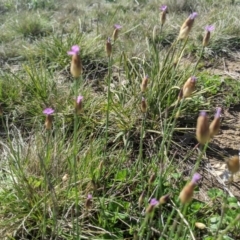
1, 0, 240, 239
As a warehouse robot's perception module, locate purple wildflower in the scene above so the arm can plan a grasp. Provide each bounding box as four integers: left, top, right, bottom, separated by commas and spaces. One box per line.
199, 110, 207, 117
189, 12, 198, 20
191, 76, 197, 82
87, 194, 92, 199
205, 25, 214, 32
67, 45, 80, 55
160, 5, 167, 11
114, 24, 122, 29
150, 198, 159, 206
43, 108, 54, 115
191, 173, 201, 185
77, 96, 83, 104
215, 107, 222, 118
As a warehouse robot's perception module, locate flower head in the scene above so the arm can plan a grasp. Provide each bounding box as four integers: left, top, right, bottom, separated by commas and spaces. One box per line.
85, 193, 93, 209
43, 108, 54, 115
215, 107, 221, 118
77, 95, 83, 104
67, 45, 80, 55
114, 24, 122, 29
199, 110, 207, 117
191, 173, 201, 185
75, 95, 83, 114
150, 198, 159, 206
106, 37, 112, 57
160, 5, 167, 12
189, 12, 198, 20
205, 25, 214, 32
191, 76, 197, 82
87, 194, 92, 200
146, 198, 159, 214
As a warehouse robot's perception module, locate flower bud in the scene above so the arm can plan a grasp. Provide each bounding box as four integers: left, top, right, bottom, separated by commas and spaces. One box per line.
209, 107, 221, 138
85, 194, 93, 209
182, 76, 197, 98
226, 155, 240, 175
67, 45, 82, 78
141, 97, 147, 113
62, 174, 69, 182
148, 172, 156, 184
178, 12, 198, 40
75, 95, 83, 114
203, 25, 214, 47
196, 111, 210, 144
179, 173, 201, 204
43, 108, 54, 130
112, 24, 122, 42
159, 5, 168, 26
141, 75, 149, 92
159, 194, 170, 205
138, 191, 145, 207
105, 37, 112, 57
146, 198, 159, 214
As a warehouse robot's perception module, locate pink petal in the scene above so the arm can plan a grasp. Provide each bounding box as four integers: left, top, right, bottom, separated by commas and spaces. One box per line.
77, 96, 83, 104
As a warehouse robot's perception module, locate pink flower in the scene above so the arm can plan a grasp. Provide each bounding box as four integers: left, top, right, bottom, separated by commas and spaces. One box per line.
199, 110, 207, 117
114, 24, 122, 29
215, 107, 221, 118
189, 12, 198, 20
205, 25, 214, 32
160, 5, 167, 11
67, 45, 80, 55
190, 76, 197, 82
87, 194, 92, 199
77, 96, 83, 104
150, 198, 159, 206
43, 108, 54, 115
191, 173, 201, 185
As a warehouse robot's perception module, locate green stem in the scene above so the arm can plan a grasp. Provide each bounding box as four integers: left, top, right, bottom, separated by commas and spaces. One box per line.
193, 46, 205, 75
72, 75, 81, 237
217, 214, 240, 240
106, 56, 112, 149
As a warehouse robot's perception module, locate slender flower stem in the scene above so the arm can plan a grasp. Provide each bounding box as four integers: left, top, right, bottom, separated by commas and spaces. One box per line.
193, 46, 204, 75
72, 75, 81, 237
106, 55, 112, 149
